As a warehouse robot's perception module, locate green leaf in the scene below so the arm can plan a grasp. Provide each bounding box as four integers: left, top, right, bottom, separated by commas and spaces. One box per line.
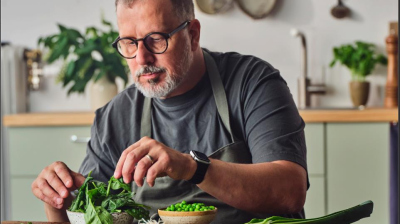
84, 200, 113, 224
57, 24, 68, 33
109, 177, 131, 192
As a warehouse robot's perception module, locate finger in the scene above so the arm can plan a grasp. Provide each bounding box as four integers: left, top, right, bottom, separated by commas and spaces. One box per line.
145, 161, 165, 187
53, 162, 73, 189
121, 144, 150, 183
46, 170, 69, 198
33, 179, 64, 209
134, 156, 154, 187
32, 187, 64, 209
70, 171, 86, 189
114, 141, 142, 178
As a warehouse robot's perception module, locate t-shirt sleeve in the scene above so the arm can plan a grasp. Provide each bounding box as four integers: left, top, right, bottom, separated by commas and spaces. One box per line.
78, 116, 116, 183
239, 60, 307, 171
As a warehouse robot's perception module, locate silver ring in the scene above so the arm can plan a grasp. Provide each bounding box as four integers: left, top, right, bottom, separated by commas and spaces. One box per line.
146, 154, 154, 164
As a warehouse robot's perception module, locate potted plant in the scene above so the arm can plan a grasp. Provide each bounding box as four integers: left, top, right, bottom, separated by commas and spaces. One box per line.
330, 41, 387, 107
38, 16, 129, 110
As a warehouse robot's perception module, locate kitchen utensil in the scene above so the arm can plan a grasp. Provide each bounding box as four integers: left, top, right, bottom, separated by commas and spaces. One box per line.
236, 0, 276, 19
195, 0, 233, 15
331, 0, 351, 19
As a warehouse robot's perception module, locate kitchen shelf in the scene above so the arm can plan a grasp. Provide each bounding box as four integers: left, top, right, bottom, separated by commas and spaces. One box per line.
2, 108, 398, 127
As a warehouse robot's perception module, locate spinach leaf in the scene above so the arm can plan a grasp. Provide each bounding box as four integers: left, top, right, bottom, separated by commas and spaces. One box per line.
69, 172, 150, 223
84, 199, 113, 224
109, 176, 131, 192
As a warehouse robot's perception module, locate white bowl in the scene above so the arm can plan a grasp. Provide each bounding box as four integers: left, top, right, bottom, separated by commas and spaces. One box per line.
67, 210, 133, 224
158, 208, 217, 224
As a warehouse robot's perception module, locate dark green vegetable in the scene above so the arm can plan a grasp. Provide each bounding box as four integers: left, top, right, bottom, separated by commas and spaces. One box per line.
69, 171, 150, 224
164, 201, 216, 212
244, 200, 373, 224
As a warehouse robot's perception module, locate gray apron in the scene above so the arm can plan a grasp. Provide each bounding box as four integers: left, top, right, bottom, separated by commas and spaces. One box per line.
133, 51, 266, 223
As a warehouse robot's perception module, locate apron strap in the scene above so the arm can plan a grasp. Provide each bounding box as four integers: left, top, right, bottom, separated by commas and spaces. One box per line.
140, 96, 152, 138
202, 50, 235, 143
140, 50, 235, 143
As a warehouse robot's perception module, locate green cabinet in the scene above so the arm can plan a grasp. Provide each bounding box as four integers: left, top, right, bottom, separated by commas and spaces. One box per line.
304, 123, 390, 224
8, 126, 91, 221
326, 123, 389, 224
303, 123, 326, 218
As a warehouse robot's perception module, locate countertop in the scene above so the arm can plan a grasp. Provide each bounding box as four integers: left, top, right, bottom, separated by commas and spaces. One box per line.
2, 108, 398, 127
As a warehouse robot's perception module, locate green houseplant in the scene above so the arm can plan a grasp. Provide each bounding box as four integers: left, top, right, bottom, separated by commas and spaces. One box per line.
38, 16, 129, 110
330, 41, 387, 106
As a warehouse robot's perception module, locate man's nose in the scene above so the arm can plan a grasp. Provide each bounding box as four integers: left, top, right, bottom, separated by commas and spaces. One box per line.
135, 41, 154, 65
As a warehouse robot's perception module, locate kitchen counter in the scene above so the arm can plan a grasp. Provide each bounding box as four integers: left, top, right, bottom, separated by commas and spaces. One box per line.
2, 108, 398, 127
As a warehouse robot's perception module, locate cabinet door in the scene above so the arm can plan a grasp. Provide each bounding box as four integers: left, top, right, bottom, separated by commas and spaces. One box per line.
11, 177, 47, 221
9, 126, 91, 176
304, 123, 325, 175
304, 177, 326, 218
326, 123, 389, 224
8, 126, 91, 221
304, 123, 326, 218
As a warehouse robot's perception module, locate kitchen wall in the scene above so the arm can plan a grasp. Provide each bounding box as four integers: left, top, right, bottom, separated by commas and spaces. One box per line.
1, 0, 398, 112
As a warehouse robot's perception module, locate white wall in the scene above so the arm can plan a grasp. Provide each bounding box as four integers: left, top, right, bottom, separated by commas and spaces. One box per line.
1, 0, 398, 112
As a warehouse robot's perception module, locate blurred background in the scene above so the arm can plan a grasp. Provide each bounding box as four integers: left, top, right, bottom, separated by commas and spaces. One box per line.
1, 0, 398, 224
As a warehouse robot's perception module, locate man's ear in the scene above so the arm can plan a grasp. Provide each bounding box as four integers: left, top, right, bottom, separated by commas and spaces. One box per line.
188, 19, 201, 51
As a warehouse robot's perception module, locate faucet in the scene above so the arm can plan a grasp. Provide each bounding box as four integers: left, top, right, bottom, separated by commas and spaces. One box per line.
291, 29, 326, 109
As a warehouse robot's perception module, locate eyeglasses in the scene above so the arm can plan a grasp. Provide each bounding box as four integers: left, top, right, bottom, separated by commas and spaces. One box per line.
112, 20, 191, 59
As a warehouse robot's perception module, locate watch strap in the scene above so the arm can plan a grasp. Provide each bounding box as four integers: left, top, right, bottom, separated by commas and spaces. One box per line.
188, 160, 209, 184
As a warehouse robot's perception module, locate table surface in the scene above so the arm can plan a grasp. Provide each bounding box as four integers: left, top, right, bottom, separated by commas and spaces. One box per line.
2, 222, 70, 224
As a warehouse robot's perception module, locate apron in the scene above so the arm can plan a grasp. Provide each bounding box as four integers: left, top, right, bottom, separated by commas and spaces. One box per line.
132, 51, 266, 223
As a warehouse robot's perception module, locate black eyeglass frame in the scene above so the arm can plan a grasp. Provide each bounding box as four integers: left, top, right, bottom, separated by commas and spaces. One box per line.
112, 20, 191, 59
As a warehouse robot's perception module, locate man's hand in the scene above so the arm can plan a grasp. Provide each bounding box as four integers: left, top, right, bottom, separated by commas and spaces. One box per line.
32, 161, 85, 209
114, 136, 196, 187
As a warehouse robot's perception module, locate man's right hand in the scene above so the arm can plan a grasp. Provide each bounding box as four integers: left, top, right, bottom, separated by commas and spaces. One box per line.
32, 161, 85, 209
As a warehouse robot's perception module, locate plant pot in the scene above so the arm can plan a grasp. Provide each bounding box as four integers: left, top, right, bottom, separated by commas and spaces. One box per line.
90, 75, 118, 111
349, 81, 370, 107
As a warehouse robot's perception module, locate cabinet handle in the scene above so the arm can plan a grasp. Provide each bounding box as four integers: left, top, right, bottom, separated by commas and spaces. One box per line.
70, 135, 90, 143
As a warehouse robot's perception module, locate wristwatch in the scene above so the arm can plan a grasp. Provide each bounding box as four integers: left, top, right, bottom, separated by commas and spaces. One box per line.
187, 150, 211, 184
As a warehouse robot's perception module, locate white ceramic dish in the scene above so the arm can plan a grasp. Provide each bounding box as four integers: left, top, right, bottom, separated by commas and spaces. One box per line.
66, 210, 133, 224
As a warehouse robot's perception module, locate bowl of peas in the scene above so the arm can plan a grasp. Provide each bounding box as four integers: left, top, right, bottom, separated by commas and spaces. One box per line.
158, 201, 217, 224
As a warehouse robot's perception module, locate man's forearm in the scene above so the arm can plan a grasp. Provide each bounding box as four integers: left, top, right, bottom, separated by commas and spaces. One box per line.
197, 159, 307, 214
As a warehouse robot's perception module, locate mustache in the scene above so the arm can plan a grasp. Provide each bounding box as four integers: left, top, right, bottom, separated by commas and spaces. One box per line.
135, 65, 167, 77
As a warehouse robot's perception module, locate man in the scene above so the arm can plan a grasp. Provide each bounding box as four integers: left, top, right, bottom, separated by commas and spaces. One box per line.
32, 0, 308, 223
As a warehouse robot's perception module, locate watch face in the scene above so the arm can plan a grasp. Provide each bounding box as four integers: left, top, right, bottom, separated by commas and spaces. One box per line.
190, 150, 210, 164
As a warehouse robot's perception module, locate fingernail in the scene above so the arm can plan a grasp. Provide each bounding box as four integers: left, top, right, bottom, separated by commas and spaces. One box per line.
65, 180, 71, 186
62, 190, 68, 197
56, 198, 63, 204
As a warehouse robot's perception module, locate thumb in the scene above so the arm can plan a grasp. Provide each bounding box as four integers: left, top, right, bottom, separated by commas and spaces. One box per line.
70, 171, 86, 189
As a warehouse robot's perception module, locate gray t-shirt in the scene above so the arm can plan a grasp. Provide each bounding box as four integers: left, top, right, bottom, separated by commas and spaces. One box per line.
79, 49, 308, 217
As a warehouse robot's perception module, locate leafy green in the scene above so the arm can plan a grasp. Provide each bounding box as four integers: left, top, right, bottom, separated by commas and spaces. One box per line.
244, 200, 373, 224
69, 172, 151, 224
38, 14, 128, 95
330, 41, 387, 81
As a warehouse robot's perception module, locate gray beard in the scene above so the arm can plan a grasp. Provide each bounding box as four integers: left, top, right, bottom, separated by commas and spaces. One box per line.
135, 72, 181, 98
134, 46, 191, 98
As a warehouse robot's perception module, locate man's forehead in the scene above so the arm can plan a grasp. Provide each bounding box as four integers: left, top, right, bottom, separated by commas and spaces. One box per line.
116, 0, 178, 37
